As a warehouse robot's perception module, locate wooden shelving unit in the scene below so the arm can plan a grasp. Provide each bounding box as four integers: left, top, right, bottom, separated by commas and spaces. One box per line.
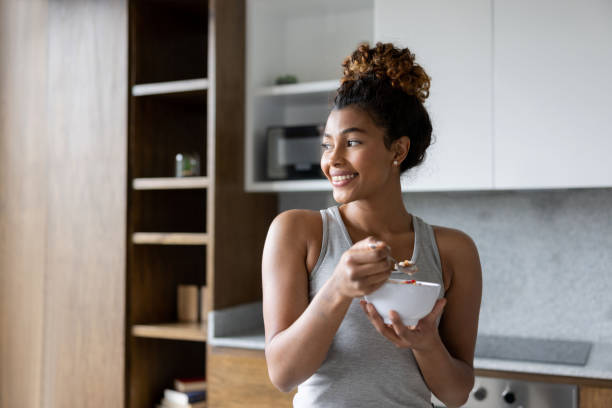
132, 232, 209, 245
132, 78, 209, 96
126, 1, 277, 407
133, 176, 210, 190
132, 322, 207, 342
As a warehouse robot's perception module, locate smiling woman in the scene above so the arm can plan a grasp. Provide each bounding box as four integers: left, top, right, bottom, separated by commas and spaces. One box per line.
262, 42, 483, 408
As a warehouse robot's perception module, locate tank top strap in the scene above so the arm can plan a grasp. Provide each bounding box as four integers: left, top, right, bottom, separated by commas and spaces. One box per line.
412, 215, 444, 290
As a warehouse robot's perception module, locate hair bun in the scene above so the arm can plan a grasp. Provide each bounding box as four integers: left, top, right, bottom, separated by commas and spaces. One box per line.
341, 42, 431, 103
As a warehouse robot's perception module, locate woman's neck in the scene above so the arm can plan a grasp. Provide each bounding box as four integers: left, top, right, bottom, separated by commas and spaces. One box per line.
339, 188, 412, 238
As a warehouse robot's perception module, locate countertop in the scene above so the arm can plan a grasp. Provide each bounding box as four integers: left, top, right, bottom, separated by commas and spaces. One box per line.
208, 301, 612, 382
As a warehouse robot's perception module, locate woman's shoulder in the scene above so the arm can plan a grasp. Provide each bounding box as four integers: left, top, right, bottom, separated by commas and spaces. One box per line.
269, 209, 323, 246
271, 209, 322, 231
431, 224, 481, 280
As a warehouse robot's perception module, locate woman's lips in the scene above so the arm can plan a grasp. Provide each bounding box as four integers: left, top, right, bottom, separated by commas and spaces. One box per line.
331, 173, 358, 186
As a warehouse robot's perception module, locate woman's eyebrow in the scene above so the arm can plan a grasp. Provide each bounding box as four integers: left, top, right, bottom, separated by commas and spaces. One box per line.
323, 127, 367, 138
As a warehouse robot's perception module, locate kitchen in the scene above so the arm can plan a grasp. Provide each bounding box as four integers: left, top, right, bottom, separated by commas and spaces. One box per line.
1, 0, 611, 407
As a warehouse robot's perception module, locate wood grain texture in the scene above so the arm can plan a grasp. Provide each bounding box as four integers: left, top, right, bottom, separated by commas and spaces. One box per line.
208, 347, 295, 407
0, 1, 48, 407
208, 0, 278, 311
40, 1, 127, 407
580, 385, 612, 408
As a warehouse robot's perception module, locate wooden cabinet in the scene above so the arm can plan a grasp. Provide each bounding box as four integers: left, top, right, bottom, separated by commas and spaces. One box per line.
493, 0, 612, 189
375, 0, 494, 191
126, 1, 276, 407
579, 385, 612, 408
208, 347, 295, 407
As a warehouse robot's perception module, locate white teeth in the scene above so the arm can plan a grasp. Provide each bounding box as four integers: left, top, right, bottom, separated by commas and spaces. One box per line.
331, 174, 357, 182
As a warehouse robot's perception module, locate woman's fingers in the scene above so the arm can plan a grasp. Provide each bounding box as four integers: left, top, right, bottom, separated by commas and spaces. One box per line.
363, 302, 402, 344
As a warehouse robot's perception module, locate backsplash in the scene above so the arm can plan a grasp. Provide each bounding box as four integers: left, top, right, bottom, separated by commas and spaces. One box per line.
278, 188, 612, 343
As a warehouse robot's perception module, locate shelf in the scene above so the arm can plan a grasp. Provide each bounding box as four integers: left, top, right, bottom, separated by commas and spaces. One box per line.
132, 232, 209, 245
133, 177, 209, 190
256, 79, 338, 105
132, 78, 209, 96
132, 322, 207, 342
247, 179, 330, 192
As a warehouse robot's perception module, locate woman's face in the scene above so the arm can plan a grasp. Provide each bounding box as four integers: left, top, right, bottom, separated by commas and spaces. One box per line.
321, 106, 399, 204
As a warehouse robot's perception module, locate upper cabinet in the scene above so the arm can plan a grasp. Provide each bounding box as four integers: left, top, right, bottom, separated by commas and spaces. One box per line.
493, 0, 612, 189
245, 0, 612, 192
375, 0, 494, 191
245, 0, 374, 191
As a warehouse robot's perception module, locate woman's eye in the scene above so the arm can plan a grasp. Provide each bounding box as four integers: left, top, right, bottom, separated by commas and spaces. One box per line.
321, 143, 331, 150
347, 140, 361, 147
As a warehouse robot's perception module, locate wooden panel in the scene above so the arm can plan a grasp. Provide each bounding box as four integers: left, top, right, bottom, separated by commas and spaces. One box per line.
133, 176, 209, 190
208, 347, 295, 407
132, 90, 207, 179
0, 1, 48, 407
40, 1, 127, 407
132, 0, 208, 84
580, 385, 612, 408
132, 189, 207, 233
209, 0, 278, 310
132, 322, 207, 342
129, 245, 206, 325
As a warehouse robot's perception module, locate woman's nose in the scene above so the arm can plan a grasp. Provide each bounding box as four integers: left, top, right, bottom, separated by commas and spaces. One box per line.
328, 144, 345, 165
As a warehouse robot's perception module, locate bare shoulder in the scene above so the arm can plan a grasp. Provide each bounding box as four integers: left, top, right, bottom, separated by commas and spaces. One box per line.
269, 209, 322, 243
266, 209, 323, 272
431, 225, 478, 256
431, 225, 481, 283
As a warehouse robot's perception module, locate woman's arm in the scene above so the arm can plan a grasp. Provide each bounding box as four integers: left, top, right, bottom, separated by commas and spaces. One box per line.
361, 227, 482, 407
262, 210, 392, 392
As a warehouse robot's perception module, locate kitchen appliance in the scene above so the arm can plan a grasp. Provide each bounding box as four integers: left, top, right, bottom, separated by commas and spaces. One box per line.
266, 124, 325, 180
431, 376, 577, 408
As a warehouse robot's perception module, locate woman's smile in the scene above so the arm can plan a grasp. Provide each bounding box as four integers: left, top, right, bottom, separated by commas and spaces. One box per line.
330, 172, 359, 186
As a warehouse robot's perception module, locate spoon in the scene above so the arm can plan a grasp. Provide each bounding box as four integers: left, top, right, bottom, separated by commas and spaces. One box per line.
391, 257, 418, 275
368, 242, 418, 275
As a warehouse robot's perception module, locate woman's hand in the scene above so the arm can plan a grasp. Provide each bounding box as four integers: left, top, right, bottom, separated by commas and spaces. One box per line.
332, 237, 394, 299
360, 298, 447, 351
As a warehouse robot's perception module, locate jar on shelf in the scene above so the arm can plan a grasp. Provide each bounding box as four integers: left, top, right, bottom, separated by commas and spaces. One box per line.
175, 152, 201, 177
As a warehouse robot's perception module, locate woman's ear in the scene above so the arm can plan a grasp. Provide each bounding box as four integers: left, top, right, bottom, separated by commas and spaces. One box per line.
392, 136, 411, 165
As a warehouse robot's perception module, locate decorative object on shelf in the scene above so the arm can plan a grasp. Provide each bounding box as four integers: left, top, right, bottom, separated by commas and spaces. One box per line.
274, 74, 298, 85
175, 152, 201, 177
199, 286, 208, 323
177, 284, 199, 323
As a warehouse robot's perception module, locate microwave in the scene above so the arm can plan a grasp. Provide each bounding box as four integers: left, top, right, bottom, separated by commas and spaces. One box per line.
266, 124, 326, 180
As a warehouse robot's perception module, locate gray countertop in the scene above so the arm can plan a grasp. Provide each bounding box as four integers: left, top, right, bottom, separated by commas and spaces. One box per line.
208, 302, 612, 381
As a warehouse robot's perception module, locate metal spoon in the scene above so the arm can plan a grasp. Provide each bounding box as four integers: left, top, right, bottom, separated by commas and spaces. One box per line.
391, 257, 418, 275
368, 242, 418, 275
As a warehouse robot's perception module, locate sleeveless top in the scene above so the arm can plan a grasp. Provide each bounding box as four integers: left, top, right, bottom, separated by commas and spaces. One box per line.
293, 206, 445, 408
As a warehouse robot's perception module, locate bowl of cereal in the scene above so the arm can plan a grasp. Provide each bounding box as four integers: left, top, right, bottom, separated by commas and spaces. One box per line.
364, 279, 441, 326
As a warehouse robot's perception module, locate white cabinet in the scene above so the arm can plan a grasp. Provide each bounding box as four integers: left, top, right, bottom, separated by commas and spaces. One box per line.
493, 0, 612, 189
245, 0, 374, 191
375, 0, 494, 191
244, 0, 612, 192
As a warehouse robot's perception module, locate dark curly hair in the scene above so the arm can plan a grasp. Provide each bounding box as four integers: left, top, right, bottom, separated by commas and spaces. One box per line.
333, 42, 433, 173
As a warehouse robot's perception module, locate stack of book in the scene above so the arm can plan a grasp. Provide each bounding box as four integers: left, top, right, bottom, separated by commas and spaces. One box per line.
157, 377, 207, 408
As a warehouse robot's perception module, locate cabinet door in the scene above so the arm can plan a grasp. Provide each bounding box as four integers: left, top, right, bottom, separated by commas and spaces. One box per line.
208, 347, 295, 407
494, 0, 612, 189
375, 0, 493, 191
580, 385, 612, 408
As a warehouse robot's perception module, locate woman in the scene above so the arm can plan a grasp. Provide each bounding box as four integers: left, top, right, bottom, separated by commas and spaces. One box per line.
262, 42, 482, 408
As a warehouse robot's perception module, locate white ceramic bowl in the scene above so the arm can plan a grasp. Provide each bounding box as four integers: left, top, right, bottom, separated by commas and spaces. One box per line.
364, 279, 441, 326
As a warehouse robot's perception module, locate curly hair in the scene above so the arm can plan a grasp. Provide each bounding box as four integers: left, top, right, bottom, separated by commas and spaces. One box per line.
334, 42, 433, 172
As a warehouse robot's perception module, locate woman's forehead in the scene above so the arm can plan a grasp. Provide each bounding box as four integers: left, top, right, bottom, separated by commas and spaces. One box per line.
324, 106, 377, 135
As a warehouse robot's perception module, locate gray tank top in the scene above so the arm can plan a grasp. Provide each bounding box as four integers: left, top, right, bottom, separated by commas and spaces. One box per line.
293, 206, 445, 408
